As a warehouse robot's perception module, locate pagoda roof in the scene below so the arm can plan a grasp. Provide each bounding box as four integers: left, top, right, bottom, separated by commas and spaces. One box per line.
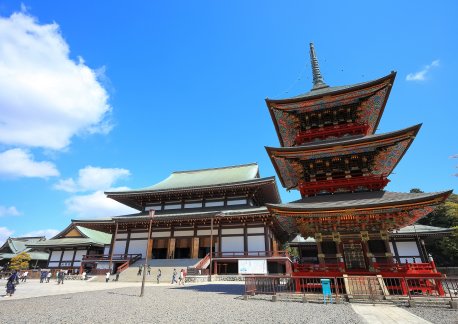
26, 226, 112, 249
266, 124, 421, 189
266, 73, 396, 147
267, 190, 452, 212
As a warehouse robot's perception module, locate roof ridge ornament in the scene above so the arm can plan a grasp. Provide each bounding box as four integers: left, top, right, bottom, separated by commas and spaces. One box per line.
309, 42, 329, 91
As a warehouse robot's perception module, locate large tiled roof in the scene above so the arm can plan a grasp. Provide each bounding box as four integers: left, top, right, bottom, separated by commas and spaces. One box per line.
27, 226, 112, 248
0, 236, 48, 260
73, 206, 271, 223
268, 190, 453, 211
106, 163, 262, 195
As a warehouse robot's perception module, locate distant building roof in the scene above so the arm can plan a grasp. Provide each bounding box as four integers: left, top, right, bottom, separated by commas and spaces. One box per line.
26, 226, 112, 249
0, 236, 48, 261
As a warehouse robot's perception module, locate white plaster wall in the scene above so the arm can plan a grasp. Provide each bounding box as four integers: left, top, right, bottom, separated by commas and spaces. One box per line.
48, 262, 59, 267
174, 230, 194, 237
104, 245, 110, 254
248, 236, 265, 251
151, 231, 171, 238
221, 236, 244, 252
128, 240, 147, 257
62, 250, 74, 261
50, 250, 62, 262
205, 201, 224, 207
396, 241, 420, 256
185, 202, 202, 208
222, 228, 244, 235
131, 232, 148, 239
117, 233, 128, 239
74, 250, 87, 261
73, 262, 81, 267
113, 241, 126, 255
197, 229, 218, 236
227, 199, 247, 205
247, 227, 264, 234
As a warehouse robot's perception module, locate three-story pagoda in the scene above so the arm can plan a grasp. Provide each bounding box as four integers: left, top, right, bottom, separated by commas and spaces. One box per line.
264, 43, 452, 276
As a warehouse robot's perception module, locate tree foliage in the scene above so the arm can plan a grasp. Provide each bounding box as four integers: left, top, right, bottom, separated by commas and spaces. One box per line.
281, 243, 298, 257
10, 252, 31, 270
415, 191, 458, 266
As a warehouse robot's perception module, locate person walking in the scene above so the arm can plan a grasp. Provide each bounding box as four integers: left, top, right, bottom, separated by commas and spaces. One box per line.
57, 270, 61, 285
81, 271, 86, 281
147, 265, 151, 275
157, 269, 161, 284
22, 271, 28, 282
137, 264, 143, 276
46, 271, 52, 283
55, 270, 59, 282
105, 272, 110, 283
178, 269, 184, 285
171, 268, 177, 284
40, 271, 46, 283
61, 271, 65, 284
115, 269, 120, 282
5, 275, 14, 297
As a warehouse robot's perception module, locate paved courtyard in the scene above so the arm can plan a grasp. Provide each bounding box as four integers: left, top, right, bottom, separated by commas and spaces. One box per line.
0, 279, 455, 323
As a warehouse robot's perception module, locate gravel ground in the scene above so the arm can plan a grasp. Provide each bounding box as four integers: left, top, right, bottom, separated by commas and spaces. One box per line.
399, 303, 458, 324
0, 284, 363, 324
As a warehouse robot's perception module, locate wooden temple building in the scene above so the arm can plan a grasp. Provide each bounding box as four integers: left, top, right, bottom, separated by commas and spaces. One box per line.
71, 163, 292, 275
264, 43, 452, 278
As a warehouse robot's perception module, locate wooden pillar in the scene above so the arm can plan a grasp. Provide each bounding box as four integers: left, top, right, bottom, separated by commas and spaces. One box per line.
125, 231, 131, 254
243, 225, 248, 252
381, 230, 394, 263
415, 236, 427, 263
315, 233, 325, 265
218, 226, 222, 253
167, 238, 176, 259
361, 231, 375, 271
191, 237, 199, 259
264, 225, 269, 251
108, 223, 118, 274
213, 261, 217, 275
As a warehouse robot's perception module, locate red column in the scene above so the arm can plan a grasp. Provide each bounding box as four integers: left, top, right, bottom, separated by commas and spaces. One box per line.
213, 261, 217, 275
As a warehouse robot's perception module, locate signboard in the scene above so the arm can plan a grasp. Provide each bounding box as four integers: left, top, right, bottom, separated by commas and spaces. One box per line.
238, 259, 267, 275
60, 262, 72, 267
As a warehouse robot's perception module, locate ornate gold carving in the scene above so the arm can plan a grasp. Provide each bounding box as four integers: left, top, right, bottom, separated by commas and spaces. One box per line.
361, 231, 369, 242
369, 266, 375, 272
336, 253, 342, 258
385, 252, 393, 257
315, 233, 322, 243
332, 232, 341, 243
318, 253, 325, 258
366, 252, 373, 257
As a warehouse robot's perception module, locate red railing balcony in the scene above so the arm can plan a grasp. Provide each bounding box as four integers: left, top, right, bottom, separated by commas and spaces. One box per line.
296, 123, 369, 145
299, 176, 390, 196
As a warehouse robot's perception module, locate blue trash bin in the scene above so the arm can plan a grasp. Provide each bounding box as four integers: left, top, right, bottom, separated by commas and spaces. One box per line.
321, 279, 333, 304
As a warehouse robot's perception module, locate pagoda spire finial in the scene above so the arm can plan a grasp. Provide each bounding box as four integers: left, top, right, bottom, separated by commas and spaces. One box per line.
309, 42, 329, 90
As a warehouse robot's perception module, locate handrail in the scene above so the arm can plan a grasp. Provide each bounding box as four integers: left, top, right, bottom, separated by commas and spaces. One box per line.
195, 253, 211, 269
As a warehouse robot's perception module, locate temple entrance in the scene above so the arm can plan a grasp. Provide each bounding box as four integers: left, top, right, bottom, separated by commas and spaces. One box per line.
175, 238, 191, 259
152, 239, 168, 259
342, 242, 367, 270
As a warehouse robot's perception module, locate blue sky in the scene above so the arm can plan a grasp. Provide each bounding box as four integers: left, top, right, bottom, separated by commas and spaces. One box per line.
0, 1, 457, 241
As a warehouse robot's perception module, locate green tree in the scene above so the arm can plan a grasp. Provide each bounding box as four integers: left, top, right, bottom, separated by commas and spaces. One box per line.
10, 252, 31, 270
281, 243, 298, 257
416, 192, 458, 266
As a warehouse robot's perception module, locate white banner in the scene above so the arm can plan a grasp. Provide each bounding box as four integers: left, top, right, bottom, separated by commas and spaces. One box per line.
238, 259, 267, 275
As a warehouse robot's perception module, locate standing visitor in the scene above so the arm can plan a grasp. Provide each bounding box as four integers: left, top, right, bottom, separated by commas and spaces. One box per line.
55, 270, 58, 282
61, 271, 65, 284
105, 272, 110, 283
147, 265, 151, 275
46, 271, 52, 283
82, 271, 86, 281
178, 269, 184, 285
157, 269, 161, 284
57, 270, 61, 285
137, 264, 143, 276
171, 268, 177, 284
22, 271, 28, 282
115, 269, 120, 282
5, 275, 14, 297
40, 271, 46, 283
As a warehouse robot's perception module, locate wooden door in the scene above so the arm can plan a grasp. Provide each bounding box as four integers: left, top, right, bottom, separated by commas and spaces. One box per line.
342, 243, 367, 269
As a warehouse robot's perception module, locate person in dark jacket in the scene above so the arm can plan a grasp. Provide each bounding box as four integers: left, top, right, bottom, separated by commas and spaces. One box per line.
40, 271, 46, 283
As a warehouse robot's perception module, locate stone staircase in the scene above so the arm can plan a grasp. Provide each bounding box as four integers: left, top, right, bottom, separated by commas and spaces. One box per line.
92, 259, 201, 282
344, 275, 390, 301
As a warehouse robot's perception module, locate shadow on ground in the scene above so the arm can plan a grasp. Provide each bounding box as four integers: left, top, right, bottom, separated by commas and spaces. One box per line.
170, 284, 245, 295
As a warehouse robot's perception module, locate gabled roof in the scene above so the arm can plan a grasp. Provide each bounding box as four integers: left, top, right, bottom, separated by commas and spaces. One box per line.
26, 226, 112, 249
106, 163, 261, 194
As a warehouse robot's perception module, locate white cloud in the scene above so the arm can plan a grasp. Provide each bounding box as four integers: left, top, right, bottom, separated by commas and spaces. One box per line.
55, 166, 130, 192
0, 227, 14, 242
0, 10, 112, 150
406, 59, 440, 81
0, 205, 20, 217
0, 148, 59, 178
65, 187, 137, 218
22, 229, 59, 239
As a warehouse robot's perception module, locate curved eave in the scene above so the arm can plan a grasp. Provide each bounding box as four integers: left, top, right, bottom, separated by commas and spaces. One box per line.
266, 124, 421, 188
266, 72, 397, 147
266, 190, 453, 214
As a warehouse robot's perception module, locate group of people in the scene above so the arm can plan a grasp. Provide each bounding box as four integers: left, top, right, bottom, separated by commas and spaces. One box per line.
135, 265, 185, 285
137, 265, 162, 284
39, 271, 53, 283
172, 268, 186, 285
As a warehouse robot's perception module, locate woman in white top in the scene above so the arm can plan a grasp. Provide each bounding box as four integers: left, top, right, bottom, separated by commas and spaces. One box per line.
105, 272, 110, 283
178, 269, 184, 285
